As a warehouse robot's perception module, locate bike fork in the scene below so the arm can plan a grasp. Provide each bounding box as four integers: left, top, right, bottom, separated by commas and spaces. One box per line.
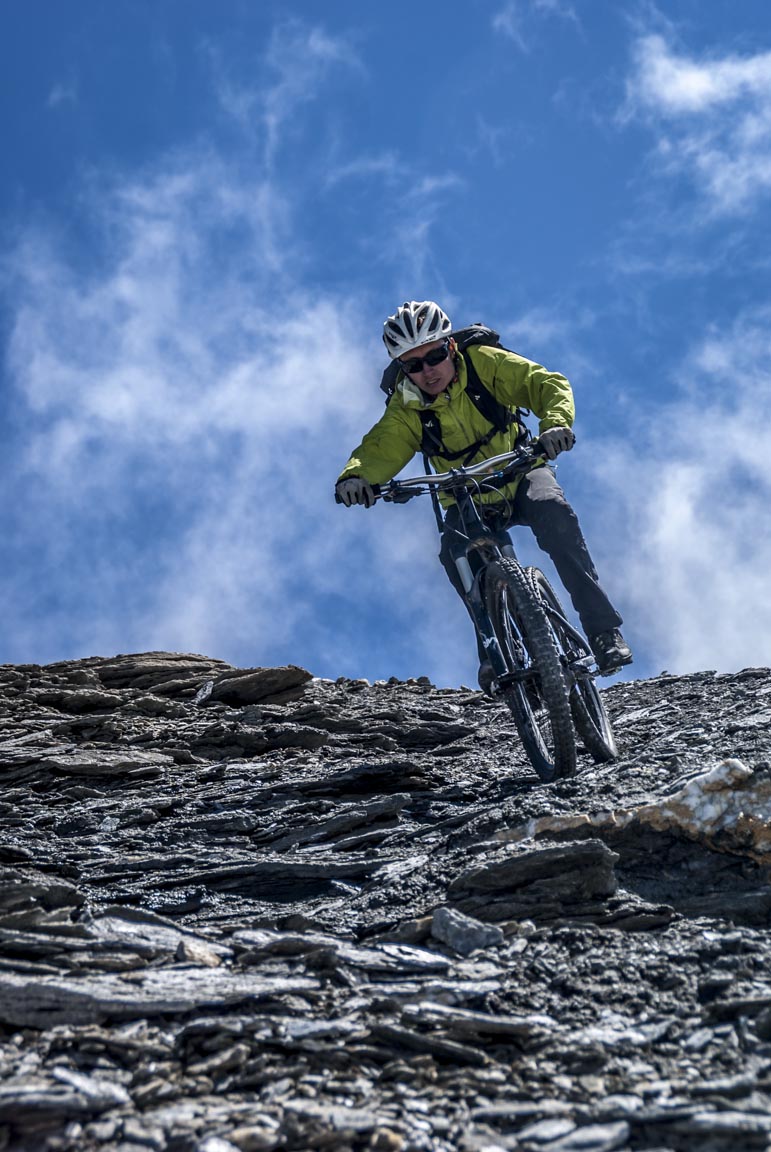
454, 555, 508, 676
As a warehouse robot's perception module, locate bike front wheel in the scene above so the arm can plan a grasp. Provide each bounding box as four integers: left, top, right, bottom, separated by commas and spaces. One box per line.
528, 569, 618, 763
484, 557, 576, 782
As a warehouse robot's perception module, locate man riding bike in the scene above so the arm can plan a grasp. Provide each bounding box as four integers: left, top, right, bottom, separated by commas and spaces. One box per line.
335, 300, 632, 688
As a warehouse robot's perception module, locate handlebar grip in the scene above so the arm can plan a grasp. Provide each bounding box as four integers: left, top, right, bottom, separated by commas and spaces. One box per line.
532, 431, 577, 454
334, 483, 382, 505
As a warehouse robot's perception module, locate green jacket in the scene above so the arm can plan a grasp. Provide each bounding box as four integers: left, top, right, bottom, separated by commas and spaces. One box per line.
337, 344, 575, 506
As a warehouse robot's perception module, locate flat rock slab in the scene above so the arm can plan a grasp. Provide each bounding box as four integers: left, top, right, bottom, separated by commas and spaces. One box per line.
0, 867, 84, 917
0, 1068, 130, 1123
448, 838, 619, 899
30, 689, 124, 713
211, 665, 312, 706
233, 928, 451, 973
39, 748, 176, 776
400, 999, 556, 1040
282, 1099, 383, 1133
86, 908, 232, 963
0, 967, 319, 1027
83, 652, 231, 691
0, 736, 75, 768
565, 1015, 672, 1050
543, 1121, 631, 1152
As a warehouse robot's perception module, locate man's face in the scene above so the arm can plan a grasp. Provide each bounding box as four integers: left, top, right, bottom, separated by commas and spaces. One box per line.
398, 338, 456, 397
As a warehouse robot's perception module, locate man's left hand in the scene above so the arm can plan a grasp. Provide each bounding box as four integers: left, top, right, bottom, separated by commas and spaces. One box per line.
539, 427, 575, 460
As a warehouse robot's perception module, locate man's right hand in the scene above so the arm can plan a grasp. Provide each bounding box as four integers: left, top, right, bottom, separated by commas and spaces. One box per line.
335, 477, 376, 508
538, 427, 575, 460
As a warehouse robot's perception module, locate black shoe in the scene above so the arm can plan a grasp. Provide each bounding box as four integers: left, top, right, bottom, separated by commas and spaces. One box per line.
590, 629, 633, 675
478, 661, 496, 696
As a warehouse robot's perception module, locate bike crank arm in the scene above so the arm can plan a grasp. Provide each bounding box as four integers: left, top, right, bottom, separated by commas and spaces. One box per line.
495, 668, 540, 689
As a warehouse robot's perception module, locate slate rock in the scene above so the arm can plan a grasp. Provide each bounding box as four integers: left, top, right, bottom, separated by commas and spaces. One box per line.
39, 748, 175, 777
1, 654, 771, 1151
431, 906, 505, 955
0, 968, 319, 1027
30, 688, 125, 713
448, 839, 618, 907
87, 652, 230, 691
0, 867, 84, 919
541, 1122, 631, 1151
211, 666, 312, 706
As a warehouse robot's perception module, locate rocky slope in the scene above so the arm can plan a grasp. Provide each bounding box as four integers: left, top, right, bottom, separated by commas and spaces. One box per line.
1, 652, 771, 1152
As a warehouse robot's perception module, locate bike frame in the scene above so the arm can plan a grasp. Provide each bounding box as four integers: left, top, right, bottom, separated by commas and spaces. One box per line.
441, 480, 521, 684
377, 445, 597, 694
364, 443, 618, 776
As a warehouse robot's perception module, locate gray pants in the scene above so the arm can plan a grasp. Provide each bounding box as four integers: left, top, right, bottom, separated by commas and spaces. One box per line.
438, 465, 622, 659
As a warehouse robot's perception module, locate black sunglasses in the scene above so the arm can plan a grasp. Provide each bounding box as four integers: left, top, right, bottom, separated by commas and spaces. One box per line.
399, 340, 451, 376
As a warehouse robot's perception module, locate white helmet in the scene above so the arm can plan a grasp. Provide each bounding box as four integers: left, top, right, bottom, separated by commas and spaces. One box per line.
382, 300, 452, 359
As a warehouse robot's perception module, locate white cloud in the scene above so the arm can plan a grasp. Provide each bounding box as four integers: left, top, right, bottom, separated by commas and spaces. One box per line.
320, 146, 464, 284
630, 34, 771, 114
579, 307, 771, 674
209, 19, 362, 169
1, 138, 385, 661
493, 3, 528, 52
625, 34, 771, 214
324, 152, 401, 188
0, 14, 479, 683
0, 134, 473, 682
493, 0, 579, 52
505, 310, 577, 347
323, 153, 463, 204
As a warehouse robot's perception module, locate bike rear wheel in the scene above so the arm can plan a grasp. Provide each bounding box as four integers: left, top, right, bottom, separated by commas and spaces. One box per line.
484, 557, 576, 782
528, 569, 618, 763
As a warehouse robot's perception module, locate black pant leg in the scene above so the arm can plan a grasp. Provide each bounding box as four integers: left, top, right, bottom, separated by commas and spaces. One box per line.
509, 465, 622, 637
438, 468, 623, 659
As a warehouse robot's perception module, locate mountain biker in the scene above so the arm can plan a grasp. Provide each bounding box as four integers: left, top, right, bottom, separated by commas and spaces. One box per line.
335, 300, 632, 687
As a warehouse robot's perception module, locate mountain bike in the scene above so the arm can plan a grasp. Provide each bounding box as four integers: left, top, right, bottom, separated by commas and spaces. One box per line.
370, 443, 618, 782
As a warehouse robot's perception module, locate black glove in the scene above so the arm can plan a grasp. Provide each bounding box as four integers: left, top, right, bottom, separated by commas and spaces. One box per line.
336, 477, 376, 508
539, 427, 575, 460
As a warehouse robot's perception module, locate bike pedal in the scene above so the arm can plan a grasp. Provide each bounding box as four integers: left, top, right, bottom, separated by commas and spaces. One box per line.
596, 664, 628, 678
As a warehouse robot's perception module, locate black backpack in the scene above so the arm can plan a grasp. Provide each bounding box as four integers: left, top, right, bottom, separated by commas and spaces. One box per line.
379, 324, 530, 470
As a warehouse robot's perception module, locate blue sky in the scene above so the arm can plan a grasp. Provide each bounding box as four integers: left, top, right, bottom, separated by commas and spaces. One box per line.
2, 0, 771, 687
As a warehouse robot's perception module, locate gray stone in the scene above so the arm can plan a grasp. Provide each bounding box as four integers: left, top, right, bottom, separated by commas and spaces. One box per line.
448, 840, 618, 900
0, 968, 319, 1027
541, 1123, 630, 1152
430, 906, 504, 955
211, 666, 312, 706
517, 1117, 576, 1142
1, 652, 771, 1151
40, 748, 174, 776
673, 1110, 771, 1137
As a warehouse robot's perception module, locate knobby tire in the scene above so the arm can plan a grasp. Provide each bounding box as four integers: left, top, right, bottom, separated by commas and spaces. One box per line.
528, 569, 618, 763
484, 557, 576, 782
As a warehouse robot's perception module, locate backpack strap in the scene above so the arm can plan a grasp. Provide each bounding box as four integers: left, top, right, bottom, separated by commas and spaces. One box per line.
416, 349, 528, 466
380, 359, 401, 398
463, 349, 525, 446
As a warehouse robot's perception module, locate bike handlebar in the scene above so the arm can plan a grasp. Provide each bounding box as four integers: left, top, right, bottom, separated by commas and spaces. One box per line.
335, 439, 552, 505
